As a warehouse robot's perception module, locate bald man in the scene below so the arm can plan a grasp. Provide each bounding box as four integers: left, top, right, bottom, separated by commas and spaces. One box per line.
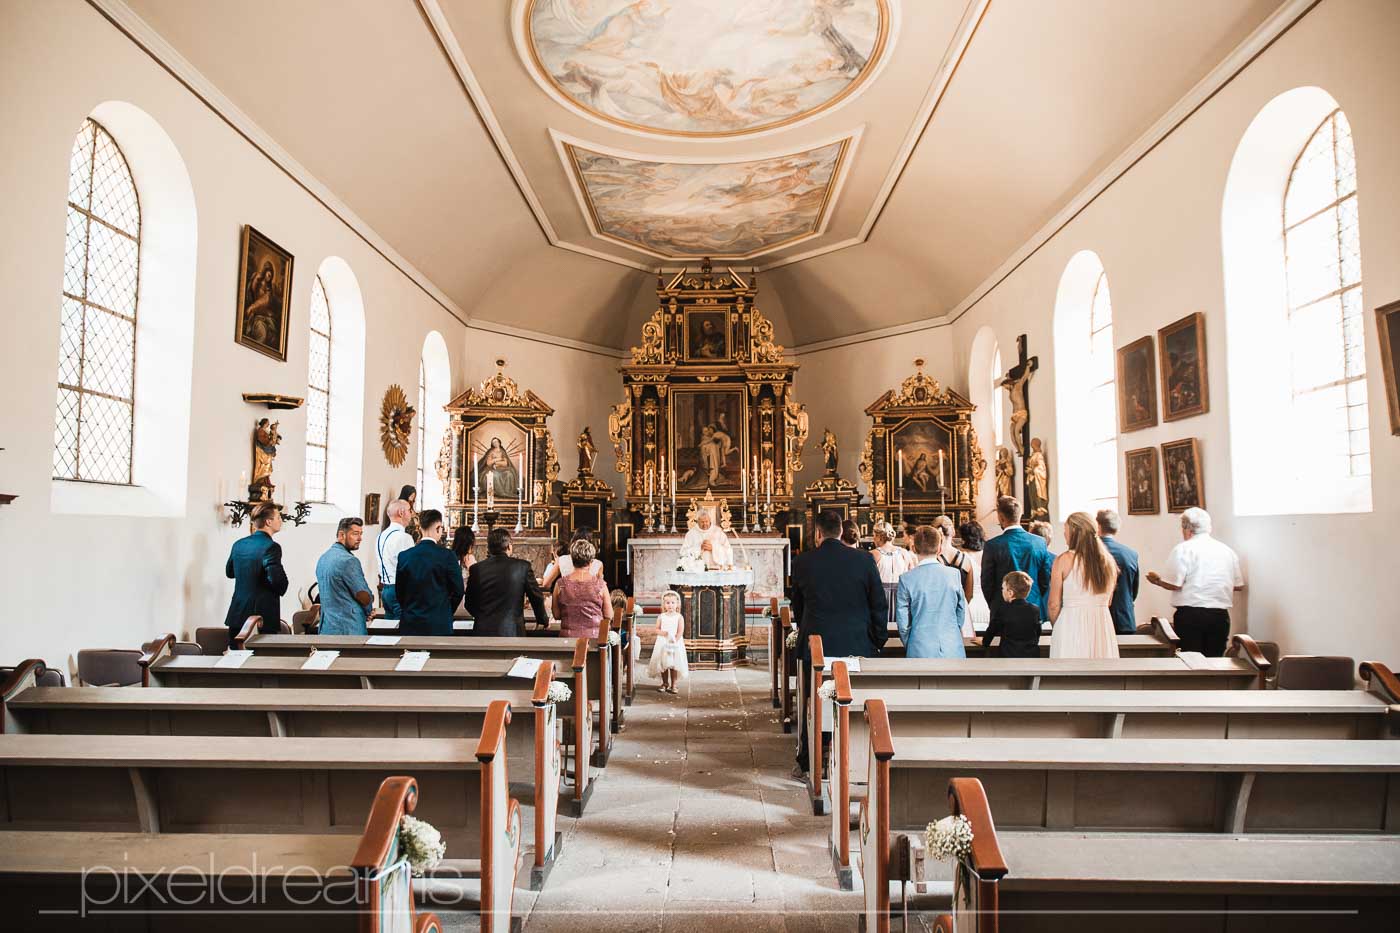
376, 499, 414, 618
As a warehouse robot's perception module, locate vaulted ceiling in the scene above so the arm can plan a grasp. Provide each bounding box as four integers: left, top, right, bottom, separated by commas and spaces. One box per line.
119, 0, 1286, 349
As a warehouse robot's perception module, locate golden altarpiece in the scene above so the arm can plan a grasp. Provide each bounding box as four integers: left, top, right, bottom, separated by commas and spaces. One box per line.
440, 361, 562, 573
611, 262, 804, 604
858, 360, 984, 530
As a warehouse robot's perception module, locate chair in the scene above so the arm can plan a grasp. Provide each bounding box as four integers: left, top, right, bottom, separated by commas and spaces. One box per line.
75, 649, 143, 687
194, 627, 229, 656
0, 663, 66, 687
1275, 655, 1355, 691
292, 605, 320, 634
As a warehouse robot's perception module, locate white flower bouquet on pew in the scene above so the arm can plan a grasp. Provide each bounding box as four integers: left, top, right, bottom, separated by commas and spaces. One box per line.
926, 814, 974, 862
398, 814, 447, 876
546, 680, 573, 705
817, 680, 836, 701
607, 629, 621, 647
785, 629, 799, 650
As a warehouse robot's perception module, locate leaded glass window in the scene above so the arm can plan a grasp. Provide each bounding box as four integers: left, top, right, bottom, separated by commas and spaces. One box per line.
1085, 272, 1118, 512
304, 275, 332, 502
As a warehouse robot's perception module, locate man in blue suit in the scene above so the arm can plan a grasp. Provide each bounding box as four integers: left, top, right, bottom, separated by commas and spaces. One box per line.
224, 503, 289, 640
395, 510, 464, 637
980, 496, 1053, 622
1096, 508, 1140, 634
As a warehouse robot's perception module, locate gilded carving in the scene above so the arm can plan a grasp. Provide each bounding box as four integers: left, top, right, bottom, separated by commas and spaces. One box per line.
783, 396, 809, 482
969, 425, 987, 489
857, 430, 874, 486
630, 307, 667, 365
463, 359, 529, 407
544, 429, 561, 488
378, 384, 415, 468
891, 358, 950, 407
750, 308, 785, 364
608, 395, 632, 477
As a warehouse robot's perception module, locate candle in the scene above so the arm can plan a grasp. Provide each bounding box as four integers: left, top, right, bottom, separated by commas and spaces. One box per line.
898, 450, 904, 489
518, 454, 524, 505
661, 456, 666, 491
752, 456, 758, 504
742, 466, 747, 504
938, 450, 946, 487
766, 468, 772, 507
671, 469, 677, 512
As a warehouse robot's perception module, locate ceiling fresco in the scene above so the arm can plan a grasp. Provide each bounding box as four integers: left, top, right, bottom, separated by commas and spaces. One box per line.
563, 137, 850, 258
523, 0, 890, 137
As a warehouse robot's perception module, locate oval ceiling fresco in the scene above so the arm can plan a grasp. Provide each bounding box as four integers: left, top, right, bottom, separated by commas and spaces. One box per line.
523, 0, 891, 137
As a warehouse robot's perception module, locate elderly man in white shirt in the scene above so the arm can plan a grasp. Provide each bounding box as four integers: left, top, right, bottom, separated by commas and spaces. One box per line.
375, 499, 415, 619
1146, 507, 1245, 656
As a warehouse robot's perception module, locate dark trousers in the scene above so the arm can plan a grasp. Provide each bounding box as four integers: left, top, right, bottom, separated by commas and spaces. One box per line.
1174, 606, 1231, 657
380, 584, 400, 620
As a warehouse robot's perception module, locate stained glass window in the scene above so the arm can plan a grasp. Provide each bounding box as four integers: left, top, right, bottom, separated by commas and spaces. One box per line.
304, 275, 332, 502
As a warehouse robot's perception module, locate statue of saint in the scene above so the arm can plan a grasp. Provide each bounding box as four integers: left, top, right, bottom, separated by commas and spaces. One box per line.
1026, 437, 1049, 519
251, 419, 281, 501
994, 446, 1014, 501
821, 429, 839, 474
577, 427, 597, 476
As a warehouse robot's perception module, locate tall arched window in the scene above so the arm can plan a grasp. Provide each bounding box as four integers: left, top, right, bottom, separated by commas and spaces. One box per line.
990, 346, 1005, 448
416, 358, 427, 497
303, 275, 332, 502
54, 119, 141, 484
1282, 109, 1366, 478
1223, 89, 1369, 515
1052, 250, 1119, 518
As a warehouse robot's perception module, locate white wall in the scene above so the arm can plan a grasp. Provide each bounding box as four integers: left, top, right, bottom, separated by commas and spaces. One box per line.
0, 0, 605, 671
944, 0, 1400, 663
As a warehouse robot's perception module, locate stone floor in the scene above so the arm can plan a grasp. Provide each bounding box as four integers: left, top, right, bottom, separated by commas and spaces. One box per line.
441, 665, 860, 932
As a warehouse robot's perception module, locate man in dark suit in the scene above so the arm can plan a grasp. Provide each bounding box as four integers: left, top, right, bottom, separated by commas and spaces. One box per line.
395, 510, 463, 637
981, 496, 1054, 622
465, 527, 549, 638
1096, 508, 1140, 634
790, 510, 888, 778
223, 503, 289, 641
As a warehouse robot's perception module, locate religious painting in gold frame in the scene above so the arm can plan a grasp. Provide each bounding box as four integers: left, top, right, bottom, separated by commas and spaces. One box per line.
467, 420, 530, 503
1116, 335, 1158, 432
1124, 447, 1159, 515
234, 225, 293, 361
683, 308, 731, 363
669, 387, 746, 495
1159, 312, 1208, 422
1377, 299, 1400, 436
888, 418, 955, 501
1161, 438, 1204, 513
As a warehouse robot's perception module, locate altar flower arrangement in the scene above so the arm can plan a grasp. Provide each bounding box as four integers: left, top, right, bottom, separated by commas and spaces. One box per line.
817, 680, 836, 701
926, 814, 974, 862
785, 629, 799, 650
398, 814, 447, 876
546, 680, 573, 705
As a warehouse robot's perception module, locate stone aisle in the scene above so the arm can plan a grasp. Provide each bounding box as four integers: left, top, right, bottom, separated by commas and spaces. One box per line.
511, 665, 860, 932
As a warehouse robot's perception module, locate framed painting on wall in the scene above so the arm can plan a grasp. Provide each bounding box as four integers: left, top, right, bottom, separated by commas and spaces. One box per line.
1377, 299, 1400, 436
889, 419, 954, 500
1161, 438, 1204, 513
1116, 336, 1158, 432
669, 387, 745, 494
234, 225, 294, 361
468, 420, 530, 502
1158, 312, 1208, 421
683, 308, 730, 363
1124, 447, 1159, 515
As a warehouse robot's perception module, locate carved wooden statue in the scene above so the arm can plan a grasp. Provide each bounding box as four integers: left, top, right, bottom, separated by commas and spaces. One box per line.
821, 429, 839, 475
1026, 437, 1050, 520
250, 418, 281, 501
577, 426, 598, 476
994, 446, 1015, 501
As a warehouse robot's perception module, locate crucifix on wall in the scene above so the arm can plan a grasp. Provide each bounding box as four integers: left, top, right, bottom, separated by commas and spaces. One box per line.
999, 334, 1038, 508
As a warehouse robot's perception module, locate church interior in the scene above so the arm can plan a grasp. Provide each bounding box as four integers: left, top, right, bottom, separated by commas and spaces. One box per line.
2, 0, 1398, 930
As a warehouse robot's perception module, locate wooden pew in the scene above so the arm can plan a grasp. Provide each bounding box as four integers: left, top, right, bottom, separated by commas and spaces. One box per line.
767, 596, 781, 706
0, 774, 444, 932
798, 635, 1266, 816
881, 615, 1181, 659
622, 596, 636, 706
925, 777, 1400, 933
0, 704, 522, 932
858, 699, 1400, 933
779, 606, 797, 730
239, 620, 620, 765
825, 660, 1398, 888
4, 661, 572, 887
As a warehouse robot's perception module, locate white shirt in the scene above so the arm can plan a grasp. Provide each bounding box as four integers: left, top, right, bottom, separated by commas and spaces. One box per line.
874, 545, 915, 584
1162, 533, 1243, 610
376, 521, 413, 585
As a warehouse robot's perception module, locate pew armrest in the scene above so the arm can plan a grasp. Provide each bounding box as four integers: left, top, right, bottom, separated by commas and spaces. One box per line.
1227, 634, 1272, 684
1148, 615, 1180, 648
948, 777, 1008, 881
138, 636, 176, 687
1360, 661, 1400, 704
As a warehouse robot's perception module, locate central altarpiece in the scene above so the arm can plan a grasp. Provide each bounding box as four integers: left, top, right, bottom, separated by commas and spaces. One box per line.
612, 262, 802, 604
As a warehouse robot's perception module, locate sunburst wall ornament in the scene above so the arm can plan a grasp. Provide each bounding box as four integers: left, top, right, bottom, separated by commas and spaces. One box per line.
379, 384, 416, 467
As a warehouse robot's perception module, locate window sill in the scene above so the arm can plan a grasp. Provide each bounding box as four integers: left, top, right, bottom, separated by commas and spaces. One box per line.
50, 479, 184, 518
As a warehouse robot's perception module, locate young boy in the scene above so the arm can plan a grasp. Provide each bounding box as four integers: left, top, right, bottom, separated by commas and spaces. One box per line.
981, 571, 1043, 658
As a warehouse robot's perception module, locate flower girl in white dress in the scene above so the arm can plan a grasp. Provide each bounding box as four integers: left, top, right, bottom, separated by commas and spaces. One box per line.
647, 590, 690, 694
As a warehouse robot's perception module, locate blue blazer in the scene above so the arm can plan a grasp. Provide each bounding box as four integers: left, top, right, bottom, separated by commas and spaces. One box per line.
895, 561, 967, 659
980, 525, 1053, 621
395, 540, 465, 637
224, 530, 288, 634
1101, 535, 1140, 634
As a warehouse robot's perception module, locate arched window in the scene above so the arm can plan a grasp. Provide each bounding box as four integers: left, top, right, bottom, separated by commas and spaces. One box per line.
1282, 109, 1366, 478
1052, 251, 1119, 518
990, 345, 1005, 448
416, 358, 427, 497
54, 119, 141, 484
303, 275, 332, 502
1223, 89, 1369, 515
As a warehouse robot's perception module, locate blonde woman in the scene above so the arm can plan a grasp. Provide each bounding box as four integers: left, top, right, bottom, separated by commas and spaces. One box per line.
1047, 512, 1119, 659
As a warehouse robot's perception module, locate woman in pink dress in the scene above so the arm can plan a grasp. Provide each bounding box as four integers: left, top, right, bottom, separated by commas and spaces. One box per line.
552, 538, 611, 639
1047, 512, 1120, 659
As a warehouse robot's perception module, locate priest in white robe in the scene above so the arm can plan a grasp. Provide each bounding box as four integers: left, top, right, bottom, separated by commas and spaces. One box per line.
680, 510, 733, 570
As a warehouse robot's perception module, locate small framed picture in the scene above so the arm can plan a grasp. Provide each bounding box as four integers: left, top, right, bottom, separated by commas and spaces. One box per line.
235, 225, 294, 361
1124, 447, 1160, 515
1158, 312, 1208, 421
1376, 299, 1400, 436
683, 308, 730, 363
364, 493, 382, 525
1161, 438, 1204, 513
1116, 336, 1158, 432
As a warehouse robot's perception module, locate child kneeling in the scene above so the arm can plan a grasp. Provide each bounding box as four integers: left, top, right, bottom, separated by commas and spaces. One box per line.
647, 589, 690, 694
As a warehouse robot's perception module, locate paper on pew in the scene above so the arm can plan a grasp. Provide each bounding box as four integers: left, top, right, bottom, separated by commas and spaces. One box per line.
367, 635, 401, 645
453, 619, 474, 632
508, 656, 543, 679
302, 650, 339, 670
396, 651, 431, 672
216, 650, 253, 669
368, 618, 398, 630
828, 656, 861, 672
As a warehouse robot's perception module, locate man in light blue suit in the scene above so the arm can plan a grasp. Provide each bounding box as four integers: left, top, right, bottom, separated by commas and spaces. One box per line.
980, 496, 1054, 622
896, 526, 967, 658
